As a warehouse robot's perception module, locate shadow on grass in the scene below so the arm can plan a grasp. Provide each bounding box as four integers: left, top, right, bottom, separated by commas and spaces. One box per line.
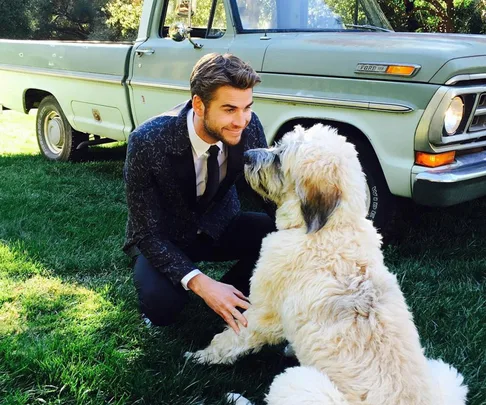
77, 143, 128, 163
0, 237, 290, 404
386, 197, 486, 281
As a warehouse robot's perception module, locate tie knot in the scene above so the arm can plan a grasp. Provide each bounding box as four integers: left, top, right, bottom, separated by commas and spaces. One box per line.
207, 145, 220, 157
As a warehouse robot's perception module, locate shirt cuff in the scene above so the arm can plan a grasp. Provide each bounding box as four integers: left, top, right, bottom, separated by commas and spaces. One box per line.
181, 269, 202, 291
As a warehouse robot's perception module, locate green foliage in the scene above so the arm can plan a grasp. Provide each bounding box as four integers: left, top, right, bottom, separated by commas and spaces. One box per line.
454, 0, 486, 33
104, 0, 143, 40
164, 0, 216, 29
325, 0, 367, 25
378, 0, 486, 33
0, 0, 144, 41
26, 0, 105, 40
377, 0, 409, 31
0, 0, 34, 39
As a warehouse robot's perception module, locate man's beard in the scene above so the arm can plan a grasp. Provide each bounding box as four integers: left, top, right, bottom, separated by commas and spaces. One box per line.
203, 119, 225, 143
203, 112, 243, 146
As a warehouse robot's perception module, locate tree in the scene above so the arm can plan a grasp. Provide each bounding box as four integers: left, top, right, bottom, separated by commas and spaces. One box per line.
103, 0, 143, 40
400, 0, 486, 33
452, 0, 485, 33
0, 0, 34, 39
0, 0, 141, 41
411, 0, 456, 32
378, 0, 486, 33
27, 0, 93, 39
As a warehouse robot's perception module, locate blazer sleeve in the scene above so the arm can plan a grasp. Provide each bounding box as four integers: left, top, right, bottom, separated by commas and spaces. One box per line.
248, 112, 269, 149
124, 130, 197, 286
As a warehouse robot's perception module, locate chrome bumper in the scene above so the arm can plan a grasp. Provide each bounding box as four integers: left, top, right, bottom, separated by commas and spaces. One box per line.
412, 150, 486, 206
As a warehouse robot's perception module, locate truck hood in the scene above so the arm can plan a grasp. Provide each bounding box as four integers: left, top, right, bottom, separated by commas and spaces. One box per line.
262, 32, 486, 84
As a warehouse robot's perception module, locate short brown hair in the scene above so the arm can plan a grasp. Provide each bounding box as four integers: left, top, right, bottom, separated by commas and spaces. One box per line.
190, 53, 261, 105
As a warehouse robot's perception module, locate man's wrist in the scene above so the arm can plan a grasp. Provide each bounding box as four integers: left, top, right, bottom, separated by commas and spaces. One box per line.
181, 269, 202, 290
187, 272, 211, 294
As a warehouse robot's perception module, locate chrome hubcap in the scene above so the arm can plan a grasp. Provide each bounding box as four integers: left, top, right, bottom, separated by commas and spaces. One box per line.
44, 112, 64, 154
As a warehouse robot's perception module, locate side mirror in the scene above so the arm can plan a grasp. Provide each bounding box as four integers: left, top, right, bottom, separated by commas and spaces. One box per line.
168, 0, 203, 49
169, 22, 204, 49
169, 22, 188, 42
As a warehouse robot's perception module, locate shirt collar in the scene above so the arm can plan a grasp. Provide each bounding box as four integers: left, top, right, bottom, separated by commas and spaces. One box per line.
187, 108, 223, 158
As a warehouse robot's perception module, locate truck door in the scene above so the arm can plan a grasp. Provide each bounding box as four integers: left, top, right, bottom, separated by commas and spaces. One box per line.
129, 0, 234, 126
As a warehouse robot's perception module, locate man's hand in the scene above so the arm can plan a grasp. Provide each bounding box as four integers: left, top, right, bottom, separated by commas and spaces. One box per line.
188, 273, 250, 334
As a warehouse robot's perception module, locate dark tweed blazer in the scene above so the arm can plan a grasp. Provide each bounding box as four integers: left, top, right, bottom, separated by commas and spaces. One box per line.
123, 101, 269, 285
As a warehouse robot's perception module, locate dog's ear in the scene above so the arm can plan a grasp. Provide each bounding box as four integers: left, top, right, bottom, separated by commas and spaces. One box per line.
296, 159, 342, 233
298, 180, 341, 233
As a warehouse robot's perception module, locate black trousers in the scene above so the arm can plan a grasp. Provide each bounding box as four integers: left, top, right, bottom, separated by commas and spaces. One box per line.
132, 212, 276, 326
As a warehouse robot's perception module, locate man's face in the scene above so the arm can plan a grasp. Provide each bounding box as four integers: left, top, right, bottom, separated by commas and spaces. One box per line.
199, 86, 254, 146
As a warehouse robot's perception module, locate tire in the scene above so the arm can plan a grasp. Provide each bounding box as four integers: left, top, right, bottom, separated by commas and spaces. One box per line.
347, 135, 395, 233
36, 96, 87, 162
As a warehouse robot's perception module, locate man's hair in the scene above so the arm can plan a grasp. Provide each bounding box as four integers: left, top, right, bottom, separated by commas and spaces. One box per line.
190, 53, 261, 105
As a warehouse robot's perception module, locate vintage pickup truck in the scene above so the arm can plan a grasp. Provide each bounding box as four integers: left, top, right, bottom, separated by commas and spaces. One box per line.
1, 0, 486, 230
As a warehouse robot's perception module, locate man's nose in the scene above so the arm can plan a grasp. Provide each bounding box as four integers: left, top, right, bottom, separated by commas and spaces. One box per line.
233, 111, 248, 127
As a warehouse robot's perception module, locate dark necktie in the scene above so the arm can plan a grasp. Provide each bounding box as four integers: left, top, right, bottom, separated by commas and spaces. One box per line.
199, 145, 220, 207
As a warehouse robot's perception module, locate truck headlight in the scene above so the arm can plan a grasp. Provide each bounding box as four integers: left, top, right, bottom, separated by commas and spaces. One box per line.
444, 96, 464, 135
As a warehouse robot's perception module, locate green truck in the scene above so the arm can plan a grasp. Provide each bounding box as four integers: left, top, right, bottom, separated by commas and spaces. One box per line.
1, 0, 486, 230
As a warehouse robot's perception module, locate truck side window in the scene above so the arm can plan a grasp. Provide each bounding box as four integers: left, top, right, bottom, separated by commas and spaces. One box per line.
162, 0, 226, 39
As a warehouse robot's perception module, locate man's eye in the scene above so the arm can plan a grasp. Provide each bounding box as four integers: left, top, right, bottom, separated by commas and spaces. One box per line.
226, 109, 235, 113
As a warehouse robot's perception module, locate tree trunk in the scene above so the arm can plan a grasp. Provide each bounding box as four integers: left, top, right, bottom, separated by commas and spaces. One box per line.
402, 0, 420, 31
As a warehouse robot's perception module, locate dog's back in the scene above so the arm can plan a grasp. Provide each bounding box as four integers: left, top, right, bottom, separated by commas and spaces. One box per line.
270, 222, 437, 404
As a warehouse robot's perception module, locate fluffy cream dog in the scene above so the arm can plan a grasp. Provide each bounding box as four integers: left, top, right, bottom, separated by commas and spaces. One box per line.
187, 124, 468, 405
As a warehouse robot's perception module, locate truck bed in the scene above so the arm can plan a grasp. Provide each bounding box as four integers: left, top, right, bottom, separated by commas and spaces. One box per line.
0, 40, 134, 141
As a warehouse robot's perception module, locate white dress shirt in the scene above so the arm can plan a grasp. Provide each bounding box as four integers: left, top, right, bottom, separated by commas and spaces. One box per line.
181, 108, 228, 290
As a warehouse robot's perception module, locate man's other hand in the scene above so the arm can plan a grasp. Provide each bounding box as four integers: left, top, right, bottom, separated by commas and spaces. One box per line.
187, 273, 250, 334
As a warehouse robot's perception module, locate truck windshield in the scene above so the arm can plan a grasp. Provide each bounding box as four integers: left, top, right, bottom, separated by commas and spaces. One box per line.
232, 0, 393, 32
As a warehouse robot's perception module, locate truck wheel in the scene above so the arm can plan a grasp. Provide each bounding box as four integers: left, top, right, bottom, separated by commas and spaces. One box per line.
36, 96, 86, 161
348, 136, 395, 233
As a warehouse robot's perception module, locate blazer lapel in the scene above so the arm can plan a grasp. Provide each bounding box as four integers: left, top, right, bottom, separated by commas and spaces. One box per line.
166, 101, 198, 209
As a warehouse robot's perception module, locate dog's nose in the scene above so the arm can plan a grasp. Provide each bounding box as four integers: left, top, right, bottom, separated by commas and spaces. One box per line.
243, 151, 252, 165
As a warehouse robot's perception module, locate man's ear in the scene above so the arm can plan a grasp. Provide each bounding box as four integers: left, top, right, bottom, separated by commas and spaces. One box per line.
192, 94, 205, 117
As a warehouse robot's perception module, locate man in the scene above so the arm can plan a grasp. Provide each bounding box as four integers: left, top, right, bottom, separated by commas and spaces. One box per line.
123, 53, 275, 334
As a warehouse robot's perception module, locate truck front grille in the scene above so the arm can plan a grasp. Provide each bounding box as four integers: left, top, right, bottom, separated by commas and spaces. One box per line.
469, 93, 486, 132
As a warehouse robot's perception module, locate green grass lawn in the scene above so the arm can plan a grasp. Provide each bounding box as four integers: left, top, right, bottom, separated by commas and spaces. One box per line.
0, 110, 485, 405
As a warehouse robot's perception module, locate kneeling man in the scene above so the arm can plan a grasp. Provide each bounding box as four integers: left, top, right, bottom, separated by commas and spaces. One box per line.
123, 53, 275, 334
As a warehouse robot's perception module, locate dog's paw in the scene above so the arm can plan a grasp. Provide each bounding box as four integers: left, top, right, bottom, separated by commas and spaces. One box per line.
184, 349, 216, 364
226, 392, 254, 405
184, 351, 196, 361
185, 348, 236, 365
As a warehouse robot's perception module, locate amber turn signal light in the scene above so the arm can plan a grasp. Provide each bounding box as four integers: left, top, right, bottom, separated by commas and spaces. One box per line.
415, 151, 455, 168
386, 65, 416, 76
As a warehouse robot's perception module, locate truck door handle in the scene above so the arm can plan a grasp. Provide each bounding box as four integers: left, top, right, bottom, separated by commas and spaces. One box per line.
136, 48, 155, 57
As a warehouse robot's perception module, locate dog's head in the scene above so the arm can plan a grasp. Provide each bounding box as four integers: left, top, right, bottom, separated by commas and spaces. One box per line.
244, 124, 367, 233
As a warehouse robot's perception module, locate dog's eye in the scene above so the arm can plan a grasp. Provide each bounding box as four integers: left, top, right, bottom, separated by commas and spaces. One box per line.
273, 154, 281, 166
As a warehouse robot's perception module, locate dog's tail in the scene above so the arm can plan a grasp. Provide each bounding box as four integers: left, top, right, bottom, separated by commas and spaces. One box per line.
265, 366, 348, 405
427, 358, 468, 405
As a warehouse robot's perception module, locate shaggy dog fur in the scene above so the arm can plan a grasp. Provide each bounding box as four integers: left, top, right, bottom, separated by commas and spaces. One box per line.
187, 124, 468, 405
